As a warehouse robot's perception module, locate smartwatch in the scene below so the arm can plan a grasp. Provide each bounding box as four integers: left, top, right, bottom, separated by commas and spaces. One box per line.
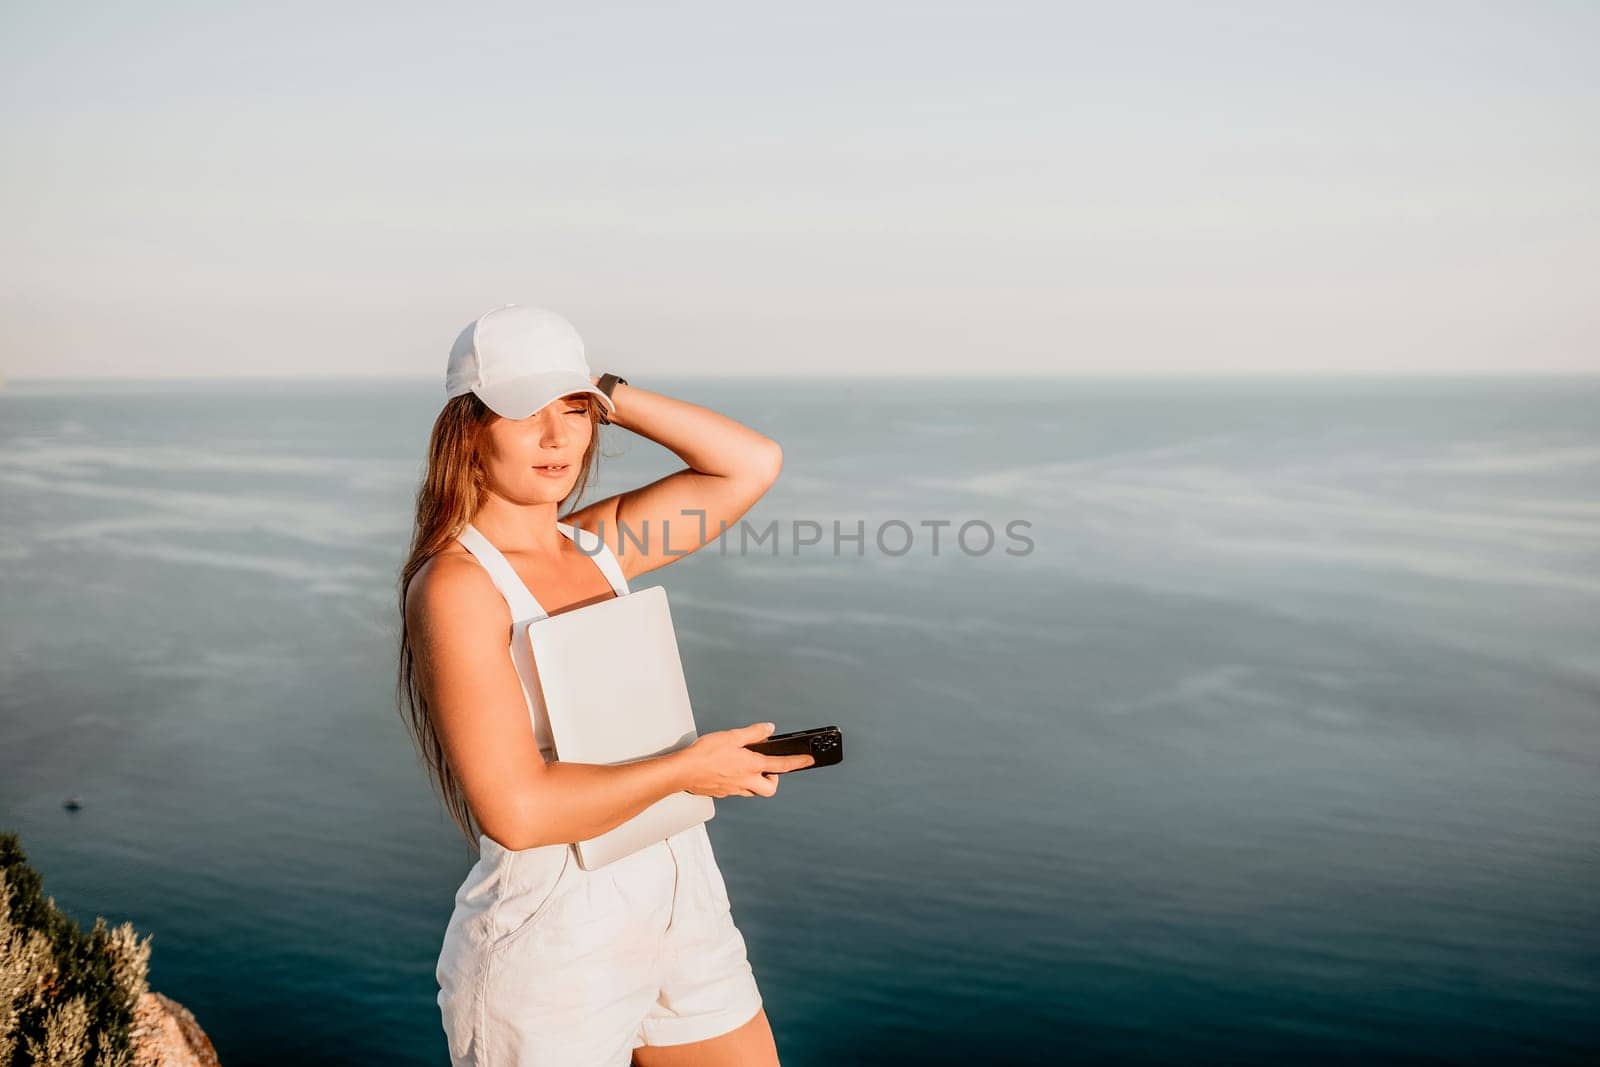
596, 373, 627, 424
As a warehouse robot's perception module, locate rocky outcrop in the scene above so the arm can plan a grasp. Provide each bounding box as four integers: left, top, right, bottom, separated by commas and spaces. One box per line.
128, 992, 220, 1067
4, 831, 223, 1066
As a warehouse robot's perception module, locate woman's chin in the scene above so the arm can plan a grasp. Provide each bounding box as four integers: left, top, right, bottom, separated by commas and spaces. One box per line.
525, 480, 574, 501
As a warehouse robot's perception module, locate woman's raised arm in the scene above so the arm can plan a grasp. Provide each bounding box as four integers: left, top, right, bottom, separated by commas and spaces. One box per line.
565, 380, 783, 581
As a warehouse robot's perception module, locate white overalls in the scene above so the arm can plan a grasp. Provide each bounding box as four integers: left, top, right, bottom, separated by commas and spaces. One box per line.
435, 521, 764, 1066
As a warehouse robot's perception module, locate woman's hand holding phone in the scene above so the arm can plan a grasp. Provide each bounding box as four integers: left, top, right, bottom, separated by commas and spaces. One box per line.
675, 722, 816, 798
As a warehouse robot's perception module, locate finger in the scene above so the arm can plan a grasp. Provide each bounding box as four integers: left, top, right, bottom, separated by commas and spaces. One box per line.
740, 721, 778, 741
762, 753, 815, 772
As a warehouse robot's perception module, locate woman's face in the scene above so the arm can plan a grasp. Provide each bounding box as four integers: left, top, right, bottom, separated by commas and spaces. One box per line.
477, 393, 594, 503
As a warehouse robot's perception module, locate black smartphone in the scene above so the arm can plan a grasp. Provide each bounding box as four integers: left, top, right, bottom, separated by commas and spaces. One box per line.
745, 725, 843, 769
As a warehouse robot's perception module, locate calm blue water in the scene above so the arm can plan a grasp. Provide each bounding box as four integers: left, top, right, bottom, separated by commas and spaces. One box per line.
2, 377, 1596, 1065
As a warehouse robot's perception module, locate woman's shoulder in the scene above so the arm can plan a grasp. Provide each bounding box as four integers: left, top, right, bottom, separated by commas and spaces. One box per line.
427, 542, 477, 567
405, 546, 497, 623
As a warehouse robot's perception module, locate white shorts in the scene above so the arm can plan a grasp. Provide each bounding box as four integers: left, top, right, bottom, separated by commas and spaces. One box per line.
436, 821, 764, 1066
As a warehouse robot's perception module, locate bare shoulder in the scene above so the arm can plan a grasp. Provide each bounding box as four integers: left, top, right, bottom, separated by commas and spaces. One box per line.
405, 547, 504, 636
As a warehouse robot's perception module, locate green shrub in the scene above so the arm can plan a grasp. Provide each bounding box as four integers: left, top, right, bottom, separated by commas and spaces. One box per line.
1, 832, 153, 1067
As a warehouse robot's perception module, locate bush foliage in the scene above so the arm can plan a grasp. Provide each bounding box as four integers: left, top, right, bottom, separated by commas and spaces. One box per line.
1, 832, 153, 1067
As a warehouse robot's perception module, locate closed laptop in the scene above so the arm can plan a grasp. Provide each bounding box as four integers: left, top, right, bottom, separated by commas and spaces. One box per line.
525, 584, 715, 869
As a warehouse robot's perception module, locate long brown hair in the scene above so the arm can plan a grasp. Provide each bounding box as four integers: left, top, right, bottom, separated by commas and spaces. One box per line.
395, 391, 606, 853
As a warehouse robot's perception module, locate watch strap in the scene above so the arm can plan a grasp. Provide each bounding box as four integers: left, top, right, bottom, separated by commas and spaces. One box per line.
596, 373, 627, 424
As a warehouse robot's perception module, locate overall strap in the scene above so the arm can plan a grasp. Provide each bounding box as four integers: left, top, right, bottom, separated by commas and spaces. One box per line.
456, 524, 547, 622
559, 522, 631, 596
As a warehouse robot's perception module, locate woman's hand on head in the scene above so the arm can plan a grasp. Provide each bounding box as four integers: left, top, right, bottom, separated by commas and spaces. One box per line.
676, 722, 815, 798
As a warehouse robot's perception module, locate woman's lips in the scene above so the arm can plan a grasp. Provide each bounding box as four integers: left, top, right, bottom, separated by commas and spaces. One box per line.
533, 464, 570, 477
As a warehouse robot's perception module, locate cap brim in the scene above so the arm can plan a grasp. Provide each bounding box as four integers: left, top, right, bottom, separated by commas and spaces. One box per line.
472, 371, 617, 421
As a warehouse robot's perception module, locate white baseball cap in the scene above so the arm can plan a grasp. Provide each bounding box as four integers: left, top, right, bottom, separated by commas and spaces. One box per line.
444, 304, 617, 421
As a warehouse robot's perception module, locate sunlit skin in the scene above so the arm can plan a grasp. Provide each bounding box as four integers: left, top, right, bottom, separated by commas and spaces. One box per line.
466, 391, 618, 613
407, 380, 806, 1067
630, 1006, 780, 1067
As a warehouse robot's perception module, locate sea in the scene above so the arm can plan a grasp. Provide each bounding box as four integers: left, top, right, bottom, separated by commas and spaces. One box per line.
1, 376, 1596, 1066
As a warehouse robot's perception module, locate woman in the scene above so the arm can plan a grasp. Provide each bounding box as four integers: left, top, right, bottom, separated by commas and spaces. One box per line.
396, 305, 815, 1066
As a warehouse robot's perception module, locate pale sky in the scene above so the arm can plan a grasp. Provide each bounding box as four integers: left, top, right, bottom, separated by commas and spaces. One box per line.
2, 1, 1596, 379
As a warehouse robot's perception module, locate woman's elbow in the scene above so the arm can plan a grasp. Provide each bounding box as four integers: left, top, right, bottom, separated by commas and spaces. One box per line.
478, 775, 556, 851
753, 438, 783, 484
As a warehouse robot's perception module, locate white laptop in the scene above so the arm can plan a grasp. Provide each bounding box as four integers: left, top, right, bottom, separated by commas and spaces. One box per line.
525, 584, 715, 870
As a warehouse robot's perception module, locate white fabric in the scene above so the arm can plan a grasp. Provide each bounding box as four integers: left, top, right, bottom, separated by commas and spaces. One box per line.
437, 523, 764, 1064
444, 304, 616, 420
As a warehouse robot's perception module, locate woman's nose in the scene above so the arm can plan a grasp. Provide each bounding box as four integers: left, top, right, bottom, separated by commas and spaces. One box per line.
535, 413, 568, 446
